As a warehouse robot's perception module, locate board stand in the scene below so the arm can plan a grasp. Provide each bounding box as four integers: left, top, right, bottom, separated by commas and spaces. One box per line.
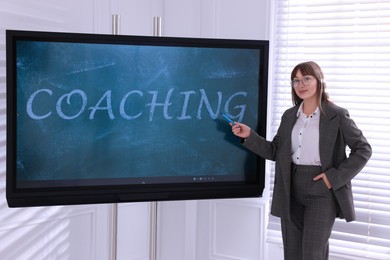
109, 15, 162, 260
109, 203, 118, 260
149, 201, 158, 260
109, 201, 158, 260
149, 18, 161, 260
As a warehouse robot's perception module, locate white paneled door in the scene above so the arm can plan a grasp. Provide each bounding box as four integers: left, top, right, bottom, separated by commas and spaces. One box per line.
1, 1, 115, 259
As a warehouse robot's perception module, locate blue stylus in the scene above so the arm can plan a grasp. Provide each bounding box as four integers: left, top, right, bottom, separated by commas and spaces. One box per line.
221, 113, 236, 125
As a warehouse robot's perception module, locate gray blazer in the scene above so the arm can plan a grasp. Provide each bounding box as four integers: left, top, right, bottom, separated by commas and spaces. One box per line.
243, 101, 372, 222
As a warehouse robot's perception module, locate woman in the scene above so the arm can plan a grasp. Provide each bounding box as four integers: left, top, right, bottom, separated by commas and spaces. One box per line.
230, 61, 372, 260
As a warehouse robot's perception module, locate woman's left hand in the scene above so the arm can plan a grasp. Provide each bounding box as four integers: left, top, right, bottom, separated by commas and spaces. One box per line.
313, 173, 332, 190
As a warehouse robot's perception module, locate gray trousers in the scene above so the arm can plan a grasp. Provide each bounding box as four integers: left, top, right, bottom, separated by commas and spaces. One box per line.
281, 164, 337, 260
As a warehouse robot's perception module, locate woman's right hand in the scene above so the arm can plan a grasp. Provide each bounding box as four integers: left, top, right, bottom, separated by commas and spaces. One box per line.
231, 122, 251, 139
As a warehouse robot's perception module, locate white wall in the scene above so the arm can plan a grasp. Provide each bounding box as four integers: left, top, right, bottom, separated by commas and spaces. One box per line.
0, 1, 272, 259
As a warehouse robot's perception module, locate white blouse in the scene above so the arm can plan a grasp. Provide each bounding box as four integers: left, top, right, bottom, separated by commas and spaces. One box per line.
291, 103, 321, 166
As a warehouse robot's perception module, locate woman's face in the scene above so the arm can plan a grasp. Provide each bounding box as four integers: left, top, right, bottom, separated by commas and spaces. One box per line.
292, 70, 318, 103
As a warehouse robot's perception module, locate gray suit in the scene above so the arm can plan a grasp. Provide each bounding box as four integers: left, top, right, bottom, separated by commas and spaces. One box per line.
242, 101, 371, 259
242, 101, 372, 221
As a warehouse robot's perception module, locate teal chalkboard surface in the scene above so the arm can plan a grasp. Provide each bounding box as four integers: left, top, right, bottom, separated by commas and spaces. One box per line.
7, 30, 268, 206
14, 35, 263, 187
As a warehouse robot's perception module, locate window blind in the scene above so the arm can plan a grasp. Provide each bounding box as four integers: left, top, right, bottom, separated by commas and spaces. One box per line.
268, 1, 390, 259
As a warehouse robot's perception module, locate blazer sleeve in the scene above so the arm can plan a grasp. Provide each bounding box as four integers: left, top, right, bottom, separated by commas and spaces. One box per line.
240, 108, 295, 162
325, 108, 372, 191
241, 128, 280, 162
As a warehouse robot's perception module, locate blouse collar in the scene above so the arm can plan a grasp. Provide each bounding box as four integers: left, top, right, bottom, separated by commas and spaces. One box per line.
296, 102, 320, 118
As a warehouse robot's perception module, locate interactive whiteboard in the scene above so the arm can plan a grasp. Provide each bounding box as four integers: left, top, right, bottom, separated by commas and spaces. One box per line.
6, 30, 269, 207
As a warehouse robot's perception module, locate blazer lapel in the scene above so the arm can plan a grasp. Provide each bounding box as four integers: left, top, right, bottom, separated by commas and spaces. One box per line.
319, 102, 339, 169
280, 106, 299, 164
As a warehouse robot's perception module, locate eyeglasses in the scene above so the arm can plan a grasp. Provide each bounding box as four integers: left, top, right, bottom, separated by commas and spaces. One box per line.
291, 76, 314, 88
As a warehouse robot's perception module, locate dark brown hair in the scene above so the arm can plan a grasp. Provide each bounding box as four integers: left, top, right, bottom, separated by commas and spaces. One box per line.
290, 61, 330, 112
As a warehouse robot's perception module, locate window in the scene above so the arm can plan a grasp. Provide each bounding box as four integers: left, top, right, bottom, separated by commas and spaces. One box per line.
268, 1, 390, 259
